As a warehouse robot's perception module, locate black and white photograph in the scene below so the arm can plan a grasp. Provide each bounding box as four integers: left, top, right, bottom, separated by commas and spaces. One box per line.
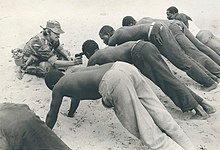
1, 0, 220, 149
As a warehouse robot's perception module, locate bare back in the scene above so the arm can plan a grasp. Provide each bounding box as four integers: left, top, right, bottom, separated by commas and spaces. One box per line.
137, 17, 175, 28
54, 63, 114, 100
109, 25, 150, 46
88, 41, 136, 66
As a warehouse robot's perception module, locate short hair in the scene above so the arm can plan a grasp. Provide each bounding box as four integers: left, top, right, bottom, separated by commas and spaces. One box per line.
167, 6, 179, 14
82, 40, 99, 54
99, 25, 114, 36
45, 70, 64, 90
122, 16, 136, 26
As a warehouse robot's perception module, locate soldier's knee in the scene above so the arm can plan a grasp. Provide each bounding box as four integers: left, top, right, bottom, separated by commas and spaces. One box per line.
39, 61, 54, 72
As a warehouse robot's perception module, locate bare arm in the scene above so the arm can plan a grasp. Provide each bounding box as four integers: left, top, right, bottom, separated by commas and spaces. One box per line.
58, 49, 71, 61
67, 98, 80, 117
46, 90, 64, 129
55, 44, 72, 61
87, 60, 96, 66
108, 36, 117, 46
53, 59, 82, 68
69, 65, 99, 72
87, 52, 107, 66
87, 55, 98, 66
183, 25, 213, 52
108, 41, 117, 46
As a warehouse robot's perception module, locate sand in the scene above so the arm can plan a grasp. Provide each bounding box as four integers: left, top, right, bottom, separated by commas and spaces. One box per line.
1, 0, 220, 149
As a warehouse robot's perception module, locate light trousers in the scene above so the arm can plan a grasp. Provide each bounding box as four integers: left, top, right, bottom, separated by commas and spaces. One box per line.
196, 30, 220, 56
99, 62, 195, 150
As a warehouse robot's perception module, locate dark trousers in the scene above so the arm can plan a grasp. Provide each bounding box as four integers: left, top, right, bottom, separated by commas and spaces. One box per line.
169, 22, 220, 78
131, 41, 202, 112
150, 23, 215, 87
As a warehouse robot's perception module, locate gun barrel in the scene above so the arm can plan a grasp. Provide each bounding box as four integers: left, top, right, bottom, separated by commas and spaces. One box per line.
74, 52, 84, 58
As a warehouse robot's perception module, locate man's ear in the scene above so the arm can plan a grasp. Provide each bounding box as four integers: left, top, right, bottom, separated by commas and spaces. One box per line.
108, 31, 112, 37
45, 29, 51, 35
85, 52, 93, 59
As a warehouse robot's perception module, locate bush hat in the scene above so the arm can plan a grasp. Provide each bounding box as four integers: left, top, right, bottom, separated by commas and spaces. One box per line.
46, 20, 64, 34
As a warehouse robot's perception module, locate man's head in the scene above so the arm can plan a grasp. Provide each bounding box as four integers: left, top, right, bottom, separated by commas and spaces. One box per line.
166, 6, 178, 20
45, 70, 65, 90
82, 40, 99, 59
122, 16, 137, 26
99, 25, 114, 45
44, 20, 64, 42
46, 20, 64, 34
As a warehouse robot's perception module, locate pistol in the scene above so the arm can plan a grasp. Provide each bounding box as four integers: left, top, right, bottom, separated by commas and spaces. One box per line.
74, 52, 84, 59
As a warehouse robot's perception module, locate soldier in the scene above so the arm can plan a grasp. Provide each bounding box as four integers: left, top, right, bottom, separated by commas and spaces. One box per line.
12, 20, 82, 79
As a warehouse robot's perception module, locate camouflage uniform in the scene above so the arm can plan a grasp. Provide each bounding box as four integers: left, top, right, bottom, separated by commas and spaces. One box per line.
23, 32, 65, 66
12, 20, 71, 78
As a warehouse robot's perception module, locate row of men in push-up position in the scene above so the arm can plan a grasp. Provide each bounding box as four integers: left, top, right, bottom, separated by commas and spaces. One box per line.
6, 6, 220, 150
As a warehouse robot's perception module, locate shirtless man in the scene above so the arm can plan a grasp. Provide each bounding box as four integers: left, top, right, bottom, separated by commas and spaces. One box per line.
98, 23, 218, 91
166, 6, 220, 57
79, 39, 215, 119
45, 61, 195, 150
0, 103, 71, 150
122, 14, 220, 65
121, 16, 220, 79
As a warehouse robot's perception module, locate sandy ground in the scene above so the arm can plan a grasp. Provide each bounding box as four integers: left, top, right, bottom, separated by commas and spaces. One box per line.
1, 0, 220, 149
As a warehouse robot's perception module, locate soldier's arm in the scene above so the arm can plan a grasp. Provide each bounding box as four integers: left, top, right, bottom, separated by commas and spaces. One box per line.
23, 55, 38, 69
55, 44, 73, 61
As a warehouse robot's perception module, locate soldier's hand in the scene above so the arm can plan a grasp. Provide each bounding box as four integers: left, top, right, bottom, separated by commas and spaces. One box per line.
67, 56, 74, 61
74, 58, 83, 65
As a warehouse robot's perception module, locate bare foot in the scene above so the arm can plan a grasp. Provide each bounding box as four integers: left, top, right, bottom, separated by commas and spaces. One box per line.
192, 105, 210, 120
204, 107, 216, 114
190, 114, 209, 120
200, 101, 216, 114
202, 82, 218, 92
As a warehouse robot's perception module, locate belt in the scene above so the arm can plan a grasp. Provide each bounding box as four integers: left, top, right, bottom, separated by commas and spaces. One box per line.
148, 22, 163, 41
148, 22, 155, 40
131, 40, 142, 57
